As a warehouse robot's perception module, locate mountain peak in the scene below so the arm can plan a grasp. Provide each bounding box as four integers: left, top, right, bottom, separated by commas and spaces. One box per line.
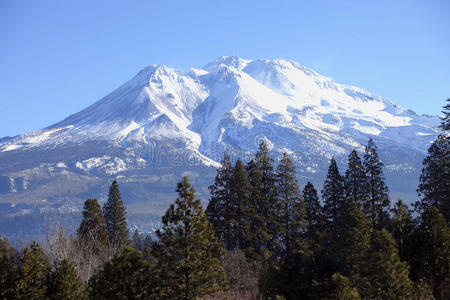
0, 56, 441, 156
0, 57, 442, 225
204, 56, 251, 71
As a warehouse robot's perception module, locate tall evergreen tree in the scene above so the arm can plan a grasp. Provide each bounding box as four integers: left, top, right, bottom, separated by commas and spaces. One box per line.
344, 150, 369, 209
156, 176, 228, 299
229, 159, 252, 250
48, 259, 86, 300
410, 207, 450, 300
275, 152, 305, 254
206, 153, 235, 250
358, 229, 414, 299
439, 98, 450, 131
0, 236, 19, 299
303, 182, 323, 243
363, 139, 390, 228
245, 159, 271, 262
322, 157, 345, 239
15, 242, 51, 299
77, 198, 109, 254
103, 180, 130, 251
416, 134, 450, 222
255, 141, 279, 257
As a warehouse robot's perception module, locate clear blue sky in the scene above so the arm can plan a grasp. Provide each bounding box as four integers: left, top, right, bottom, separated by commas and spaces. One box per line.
1, 0, 449, 137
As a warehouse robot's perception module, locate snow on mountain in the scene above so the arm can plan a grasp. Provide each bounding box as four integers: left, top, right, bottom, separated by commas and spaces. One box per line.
1, 56, 439, 156
0, 56, 442, 239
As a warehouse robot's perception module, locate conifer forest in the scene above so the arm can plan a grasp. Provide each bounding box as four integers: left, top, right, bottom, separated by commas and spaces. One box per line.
1, 99, 449, 299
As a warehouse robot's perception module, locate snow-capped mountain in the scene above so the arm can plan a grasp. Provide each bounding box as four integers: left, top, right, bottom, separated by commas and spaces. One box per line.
0, 56, 441, 239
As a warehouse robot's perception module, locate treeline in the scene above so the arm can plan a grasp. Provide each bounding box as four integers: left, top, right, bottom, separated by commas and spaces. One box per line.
0, 99, 449, 299
206, 137, 449, 299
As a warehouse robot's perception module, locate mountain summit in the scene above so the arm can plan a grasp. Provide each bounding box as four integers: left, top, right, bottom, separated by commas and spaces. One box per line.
0, 56, 441, 238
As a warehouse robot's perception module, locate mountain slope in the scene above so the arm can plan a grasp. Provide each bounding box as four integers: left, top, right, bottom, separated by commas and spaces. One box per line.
0, 56, 441, 239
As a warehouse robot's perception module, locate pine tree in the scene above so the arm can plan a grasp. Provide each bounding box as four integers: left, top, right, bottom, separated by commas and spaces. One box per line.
77, 198, 109, 254
103, 180, 130, 252
358, 229, 414, 300
344, 150, 369, 209
416, 134, 450, 222
275, 152, 305, 254
48, 259, 87, 300
439, 98, 450, 131
303, 182, 323, 243
322, 157, 345, 239
89, 246, 158, 299
206, 153, 235, 250
363, 139, 390, 228
15, 242, 51, 299
245, 159, 271, 262
389, 199, 416, 262
0, 236, 19, 299
255, 141, 279, 258
229, 159, 252, 250
156, 176, 228, 299
410, 207, 450, 300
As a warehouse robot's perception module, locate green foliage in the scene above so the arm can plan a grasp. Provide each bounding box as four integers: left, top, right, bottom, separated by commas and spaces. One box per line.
230, 159, 252, 250
77, 198, 109, 254
357, 229, 414, 300
416, 134, 450, 222
275, 152, 305, 255
89, 246, 157, 299
206, 153, 236, 250
245, 159, 271, 262
156, 176, 228, 299
322, 157, 345, 239
440, 98, 450, 131
326, 273, 361, 300
335, 198, 371, 278
414, 279, 436, 300
103, 180, 130, 251
344, 150, 369, 209
15, 242, 51, 299
303, 182, 323, 243
363, 138, 390, 228
262, 246, 319, 299
410, 207, 450, 300
0, 236, 19, 299
48, 259, 87, 300
255, 141, 279, 258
